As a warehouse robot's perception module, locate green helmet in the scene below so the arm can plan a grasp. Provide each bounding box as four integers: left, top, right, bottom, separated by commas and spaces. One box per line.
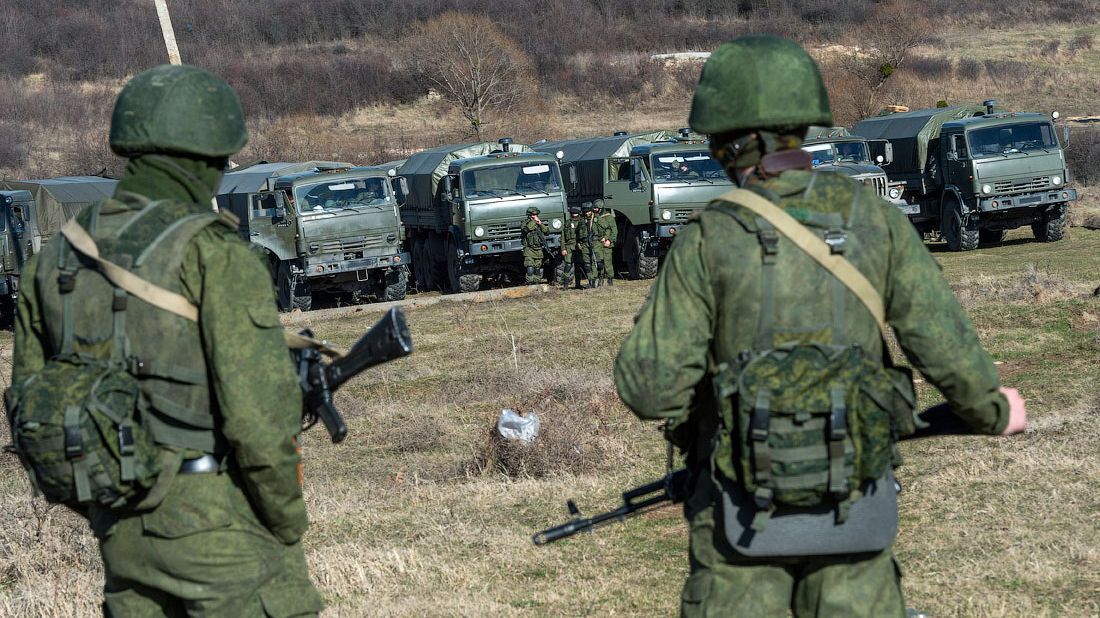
689, 35, 832, 136
592, 199, 605, 210
580, 201, 593, 214
110, 64, 248, 158
526, 206, 541, 215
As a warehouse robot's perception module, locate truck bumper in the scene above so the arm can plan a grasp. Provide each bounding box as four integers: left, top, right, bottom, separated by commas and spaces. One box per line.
304, 251, 410, 277
978, 188, 1076, 213
892, 199, 919, 216
657, 224, 684, 238
466, 234, 560, 256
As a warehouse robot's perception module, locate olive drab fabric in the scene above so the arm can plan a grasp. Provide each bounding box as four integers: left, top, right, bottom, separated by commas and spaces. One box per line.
560, 210, 578, 288
593, 201, 617, 282
688, 36, 832, 136
615, 168, 1008, 616
521, 215, 549, 284
109, 64, 248, 158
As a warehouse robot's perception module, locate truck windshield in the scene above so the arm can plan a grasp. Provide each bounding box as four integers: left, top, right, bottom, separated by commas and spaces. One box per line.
803, 141, 869, 165
968, 122, 1058, 157
650, 151, 724, 183
295, 177, 390, 211
462, 162, 562, 198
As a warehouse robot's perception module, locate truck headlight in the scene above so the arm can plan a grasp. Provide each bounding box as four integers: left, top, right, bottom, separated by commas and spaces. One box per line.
474, 226, 485, 237
661, 209, 672, 221
888, 187, 901, 200
982, 184, 993, 195
1052, 175, 1062, 185
551, 218, 562, 230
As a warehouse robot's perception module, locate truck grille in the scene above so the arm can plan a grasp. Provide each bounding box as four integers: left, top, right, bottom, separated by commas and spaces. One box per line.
673, 208, 694, 222
994, 177, 1051, 193
859, 176, 888, 198
319, 234, 387, 256
485, 223, 519, 240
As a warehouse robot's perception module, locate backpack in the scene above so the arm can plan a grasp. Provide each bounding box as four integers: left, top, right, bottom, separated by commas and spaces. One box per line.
6, 203, 219, 511
707, 186, 917, 538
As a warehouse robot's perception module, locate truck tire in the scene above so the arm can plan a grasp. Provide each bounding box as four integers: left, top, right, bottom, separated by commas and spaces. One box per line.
1032, 206, 1066, 242
383, 267, 408, 302
276, 260, 312, 312
626, 226, 659, 279
942, 200, 979, 252
458, 274, 481, 293
979, 229, 1006, 246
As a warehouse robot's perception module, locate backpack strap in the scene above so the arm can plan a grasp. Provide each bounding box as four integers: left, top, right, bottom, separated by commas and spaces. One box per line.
712, 187, 888, 336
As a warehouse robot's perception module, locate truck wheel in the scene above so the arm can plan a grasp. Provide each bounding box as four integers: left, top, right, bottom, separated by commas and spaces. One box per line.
979, 229, 1006, 246
383, 267, 408, 302
626, 226, 659, 279
1032, 205, 1066, 242
276, 261, 312, 312
458, 274, 481, 293
941, 200, 979, 252
445, 238, 462, 293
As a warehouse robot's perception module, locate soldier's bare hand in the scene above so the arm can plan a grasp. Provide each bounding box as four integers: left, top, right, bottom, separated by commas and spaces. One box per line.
999, 387, 1027, 435
561, 250, 567, 257
602, 239, 611, 248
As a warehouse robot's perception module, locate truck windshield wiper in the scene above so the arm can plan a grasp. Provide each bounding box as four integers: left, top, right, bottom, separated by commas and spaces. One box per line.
489, 188, 527, 198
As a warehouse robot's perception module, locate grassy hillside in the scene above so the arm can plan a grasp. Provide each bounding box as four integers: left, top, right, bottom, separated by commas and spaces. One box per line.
2, 226, 1098, 616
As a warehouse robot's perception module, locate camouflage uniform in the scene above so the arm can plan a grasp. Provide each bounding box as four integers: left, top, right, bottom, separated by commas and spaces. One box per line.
11, 65, 322, 617
521, 206, 549, 284
592, 199, 617, 285
574, 203, 596, 289
559, 206, 579, 289
613, 37, 1008, 617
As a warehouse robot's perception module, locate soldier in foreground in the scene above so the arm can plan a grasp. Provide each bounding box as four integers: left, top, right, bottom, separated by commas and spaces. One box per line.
613, 36, 1026, 616
10, 65, 323, 615
592, 199, 617, 286
521, 206, 549, 284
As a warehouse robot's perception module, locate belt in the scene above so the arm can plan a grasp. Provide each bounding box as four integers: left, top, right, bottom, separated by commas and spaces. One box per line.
179, 454, 221, 474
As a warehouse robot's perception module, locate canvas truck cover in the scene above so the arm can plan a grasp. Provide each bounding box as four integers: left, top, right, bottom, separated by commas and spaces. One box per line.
534, 131, 677, 197
218, 161, 352, 195
805, 126, 852, 140
851, 105, 995, 176
396, 142, 533, 211
0, 176, 117, 236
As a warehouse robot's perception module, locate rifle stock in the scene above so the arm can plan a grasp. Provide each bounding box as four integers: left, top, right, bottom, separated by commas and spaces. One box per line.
532, 402, 976, 545
296, 307, 413, 443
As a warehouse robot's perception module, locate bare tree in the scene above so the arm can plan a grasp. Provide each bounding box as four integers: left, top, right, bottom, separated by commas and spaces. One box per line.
406, 12, 535, 140
828, 0, 934, 122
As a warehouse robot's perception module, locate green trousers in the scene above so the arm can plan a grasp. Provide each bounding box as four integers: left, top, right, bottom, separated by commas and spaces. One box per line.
90, 471, 323, 617
595, 245, 615, 279
681, 478, 905, 618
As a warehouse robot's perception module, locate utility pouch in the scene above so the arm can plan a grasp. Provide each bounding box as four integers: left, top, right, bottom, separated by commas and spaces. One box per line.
719, 469, 898, 556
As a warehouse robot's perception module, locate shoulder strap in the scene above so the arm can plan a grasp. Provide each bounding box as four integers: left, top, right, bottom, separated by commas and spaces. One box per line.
60, 218, 347, 357
713, 188, 887, 336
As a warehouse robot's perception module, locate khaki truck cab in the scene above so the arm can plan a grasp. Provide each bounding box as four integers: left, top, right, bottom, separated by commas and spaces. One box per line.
218, 162, 409, 310
852, 101, 1076, 250
536, 129, 733, 279
395, 140, 567, 293
802, 126, 908, 210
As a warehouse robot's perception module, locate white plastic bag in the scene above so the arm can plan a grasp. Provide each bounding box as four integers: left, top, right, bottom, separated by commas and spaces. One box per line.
496, 408, 540, 444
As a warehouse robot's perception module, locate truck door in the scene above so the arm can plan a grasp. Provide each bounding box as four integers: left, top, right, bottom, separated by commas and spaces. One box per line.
603, 156, 650, 226
943, 132, 970, 190
250, 191, 299, 260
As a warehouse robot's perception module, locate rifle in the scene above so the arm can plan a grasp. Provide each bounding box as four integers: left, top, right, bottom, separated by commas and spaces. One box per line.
532, 402, 971, 545
293, 306, 413, 443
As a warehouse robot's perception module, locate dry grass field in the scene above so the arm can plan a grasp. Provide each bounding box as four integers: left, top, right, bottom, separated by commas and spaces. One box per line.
1, 220, 1098, 616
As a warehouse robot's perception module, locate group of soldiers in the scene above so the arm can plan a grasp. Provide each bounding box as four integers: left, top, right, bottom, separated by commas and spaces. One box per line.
522, 200, 618, 289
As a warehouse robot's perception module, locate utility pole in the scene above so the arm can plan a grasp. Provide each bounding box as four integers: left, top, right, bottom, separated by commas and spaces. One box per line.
153, 0, 182, 65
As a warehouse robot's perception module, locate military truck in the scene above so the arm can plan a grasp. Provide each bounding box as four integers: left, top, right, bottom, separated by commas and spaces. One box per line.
534, 129, 732, 279
802, 126, 907, 210
395, 140, 567, 293
217, 162, 409, 311
852, 102, 1076, 251
0, 177, 118, 315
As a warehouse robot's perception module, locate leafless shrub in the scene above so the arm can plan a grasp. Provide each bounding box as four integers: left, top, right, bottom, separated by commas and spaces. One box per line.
951, 264, 1091, 308
0, 122, 30, 169
955, 57, 983, 80
1064, 126, 1100, 186
907, 55, 952, 80
982, 59, 1035, 82
1070, 33, 1095, 52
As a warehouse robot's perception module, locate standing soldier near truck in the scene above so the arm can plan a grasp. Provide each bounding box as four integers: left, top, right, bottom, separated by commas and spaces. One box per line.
593, 199, 617, 286
521, 206, 549, 284
575, 202, 596, 289
560, 205, 579, 289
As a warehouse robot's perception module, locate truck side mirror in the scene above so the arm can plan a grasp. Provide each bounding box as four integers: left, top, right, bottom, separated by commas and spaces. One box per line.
569, 166, 577, 189
393, 177, 409, 205
273, 192, 287, 220
1063, 125, 1071, 145
868, 139, 893, 166
442, 175, 454, 198
883, 142, 893, 165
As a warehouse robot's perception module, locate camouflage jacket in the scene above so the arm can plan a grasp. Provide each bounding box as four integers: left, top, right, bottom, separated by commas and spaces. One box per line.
521, 218, 549, 259
562, 219, 578, 254
594, 212, 617, 244
575, 218, 596, 251
614, 169, 1008, 467
12, 195, 308, 544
